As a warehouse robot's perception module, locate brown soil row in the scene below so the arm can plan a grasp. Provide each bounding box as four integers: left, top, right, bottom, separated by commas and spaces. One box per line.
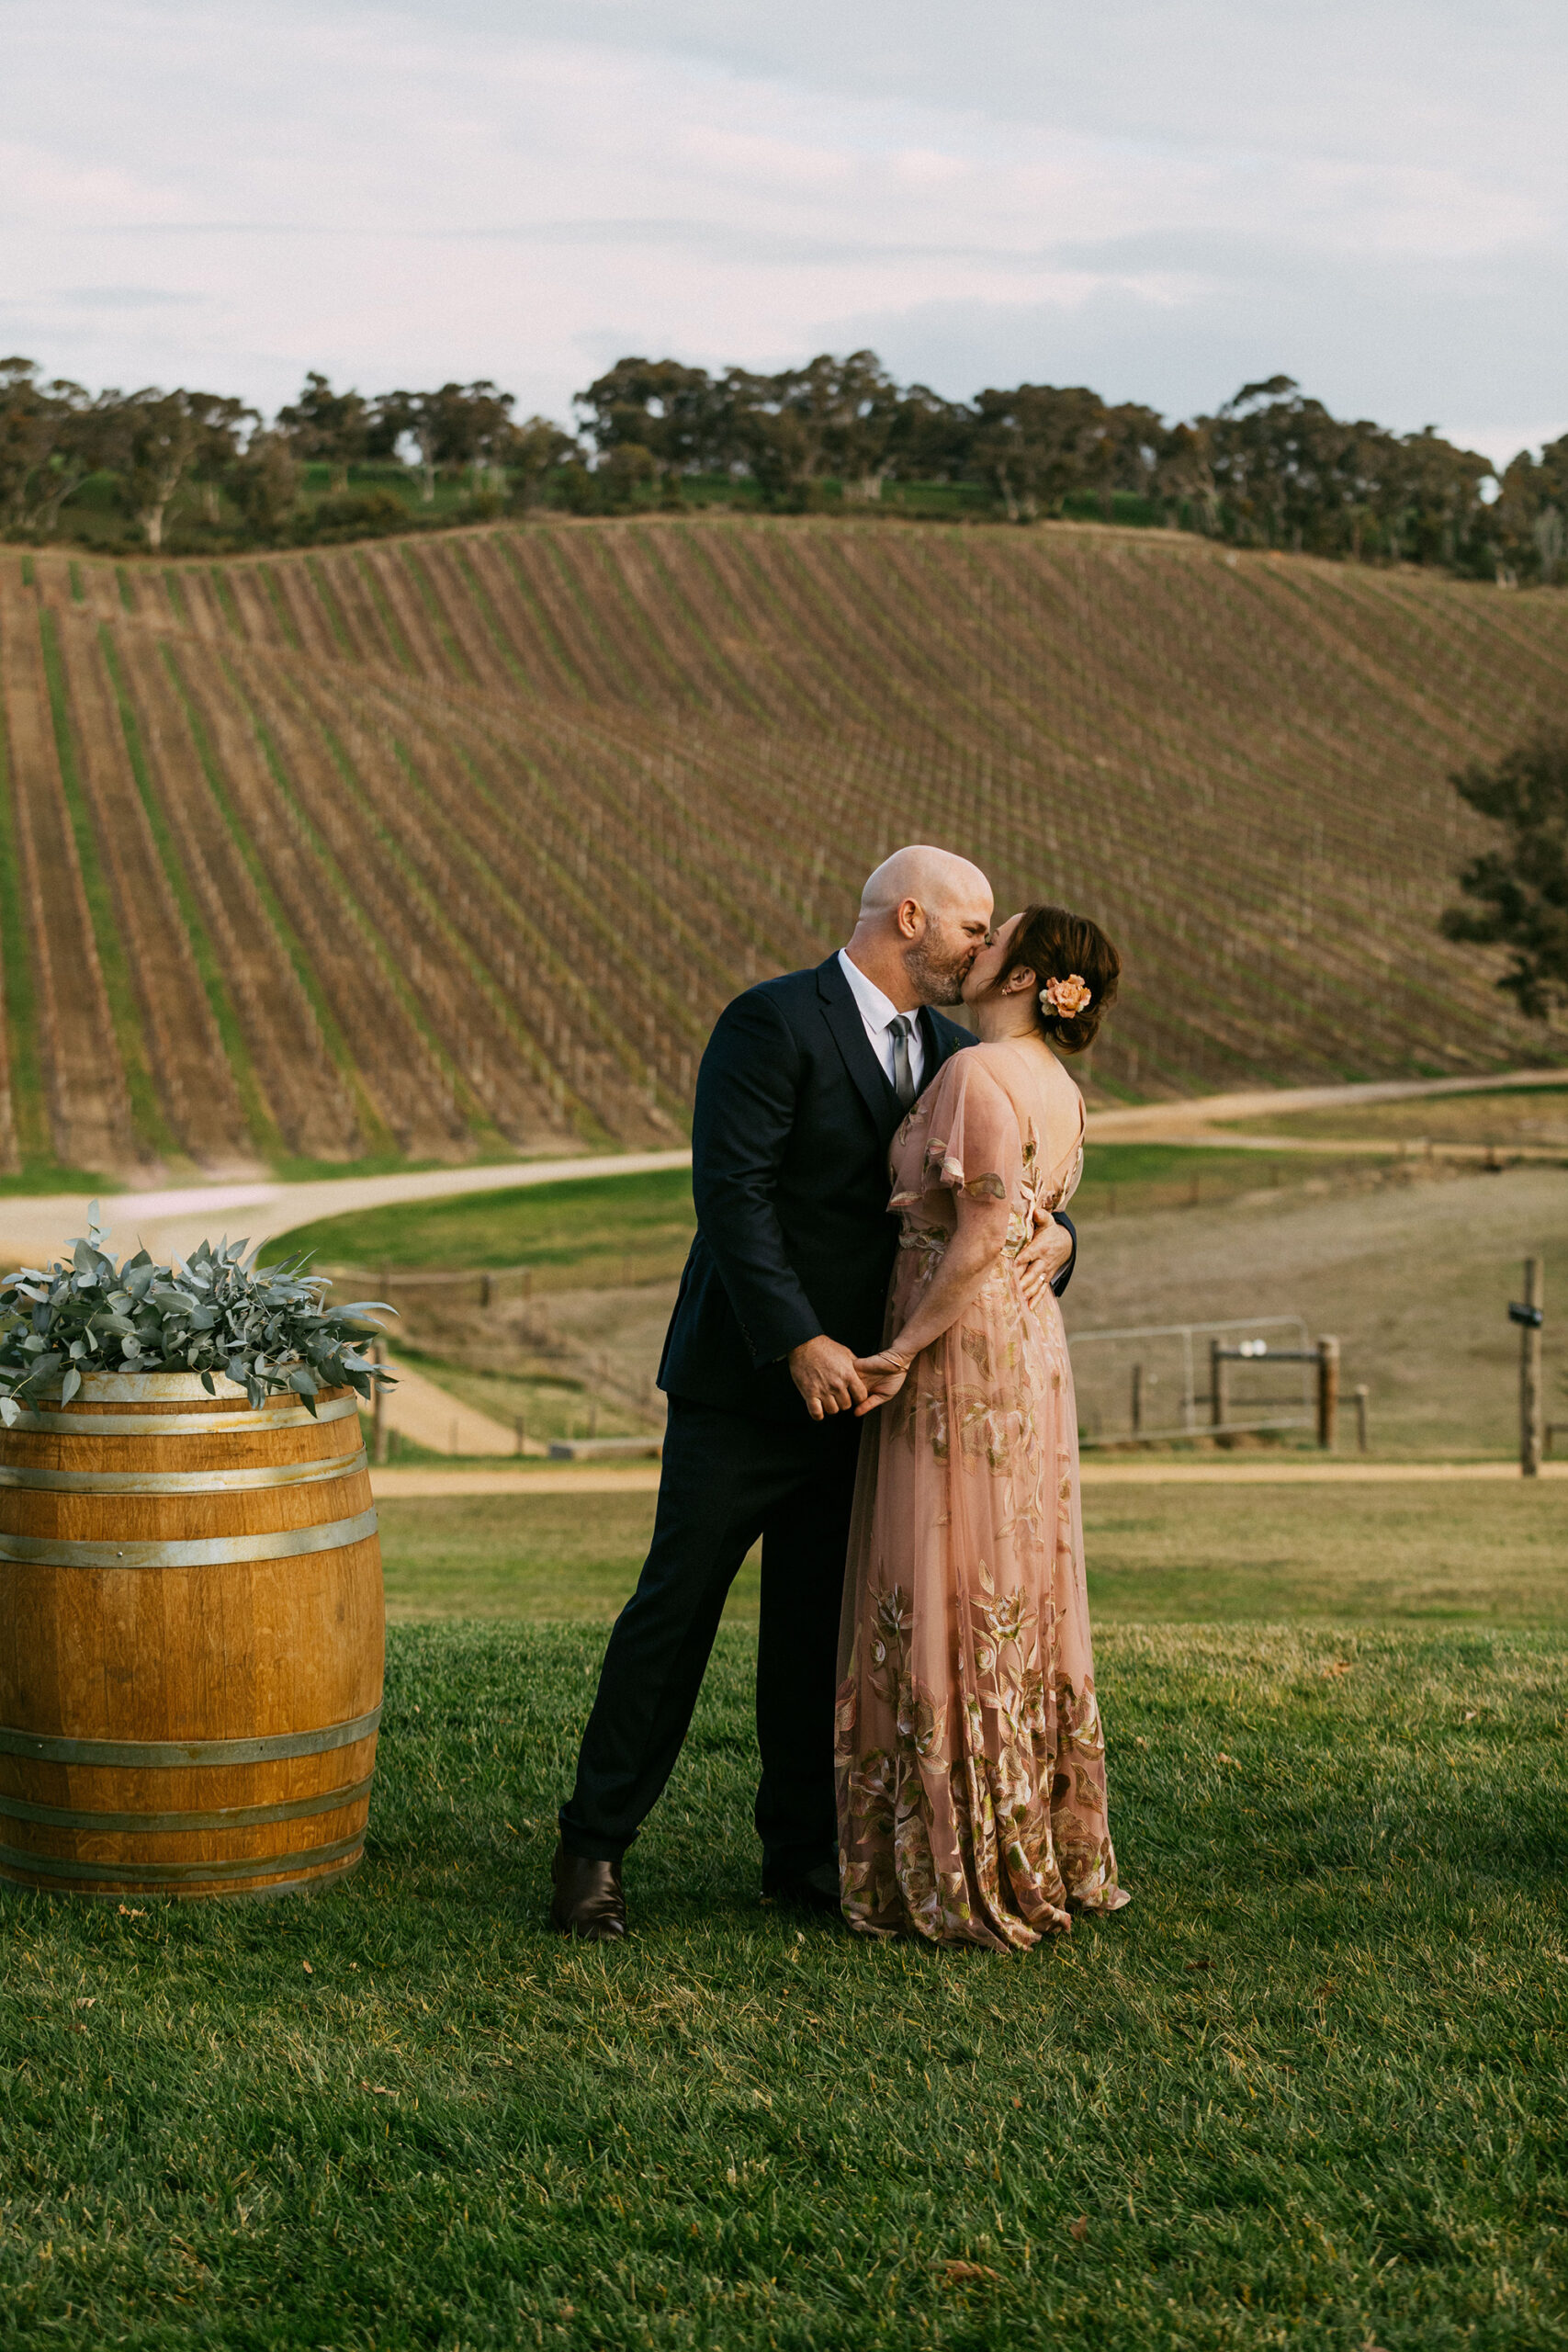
6, 522, 1565, 1182
0, 572, 135, 1171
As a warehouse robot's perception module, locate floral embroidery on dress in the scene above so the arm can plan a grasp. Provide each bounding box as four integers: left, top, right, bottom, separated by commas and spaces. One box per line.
836, 1045, 1129, 1950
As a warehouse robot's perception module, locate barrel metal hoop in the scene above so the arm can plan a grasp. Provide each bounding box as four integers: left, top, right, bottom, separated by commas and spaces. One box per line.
0, 1852, 364, 1905
0, 1702, 382, 1769
0, 1774, 375, 1834
5, 1394, 360, 1436
0, 1505, 378, 1570
0, 1448, 367, 1497
0, 1829, 366, 1884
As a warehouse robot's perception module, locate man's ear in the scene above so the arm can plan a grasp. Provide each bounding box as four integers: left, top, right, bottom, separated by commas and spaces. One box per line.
896, 898, 924, 939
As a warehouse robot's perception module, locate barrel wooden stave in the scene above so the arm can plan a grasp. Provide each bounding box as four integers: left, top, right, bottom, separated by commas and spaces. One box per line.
0, 1376, 383, 1899
0, 1464, 374, 1542
0, 1408, 362, 1477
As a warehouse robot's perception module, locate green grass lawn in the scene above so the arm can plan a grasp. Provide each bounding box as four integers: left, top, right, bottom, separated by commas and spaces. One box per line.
5, 1484, 1565, 2347
376, 1481, 1568, 1628
264, 1166, 699, 1288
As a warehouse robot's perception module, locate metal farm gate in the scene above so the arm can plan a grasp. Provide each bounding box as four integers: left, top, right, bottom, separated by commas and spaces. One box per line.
1067, 1316, 1324, 1447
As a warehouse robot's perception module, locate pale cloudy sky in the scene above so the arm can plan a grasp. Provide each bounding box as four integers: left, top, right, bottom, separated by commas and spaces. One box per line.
4, 0, 1564, 463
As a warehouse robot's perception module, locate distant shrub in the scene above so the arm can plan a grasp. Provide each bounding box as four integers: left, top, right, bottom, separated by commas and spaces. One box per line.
551, 464, 603, 515
297, 487, 410, 541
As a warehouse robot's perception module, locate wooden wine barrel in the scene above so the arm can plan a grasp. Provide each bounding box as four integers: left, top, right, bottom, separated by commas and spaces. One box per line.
0, 1371, 382, 1900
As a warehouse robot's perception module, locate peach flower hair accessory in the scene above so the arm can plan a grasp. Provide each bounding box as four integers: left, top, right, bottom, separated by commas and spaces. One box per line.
1042, 973, 1093, 1018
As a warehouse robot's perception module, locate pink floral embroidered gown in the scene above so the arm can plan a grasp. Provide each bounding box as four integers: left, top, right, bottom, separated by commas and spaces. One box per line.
835, 1040, 1129, 1949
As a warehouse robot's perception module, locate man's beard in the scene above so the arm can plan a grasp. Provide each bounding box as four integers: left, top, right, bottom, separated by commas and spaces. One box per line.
905, 939, 974, 1007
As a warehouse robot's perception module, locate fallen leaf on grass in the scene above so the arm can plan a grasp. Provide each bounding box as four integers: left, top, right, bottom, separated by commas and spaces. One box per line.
74, 1997, 94, 2009
360, 2082, 397, 2097
116, 1905, 145, 1919
558, 2305, 575, 2321
1010, 2096, 1022, 2109
943, 2260, 1001, 2285
1068, 2216, 1089, 2243
1134, 1736, 1148, 1748
302, 1962, 313, 1975
1185, 1959, 1213, 1972
1215, 1752, 1236, 1765
1321, 1660, 1354, 1679
1463, 1710, 1478, 1722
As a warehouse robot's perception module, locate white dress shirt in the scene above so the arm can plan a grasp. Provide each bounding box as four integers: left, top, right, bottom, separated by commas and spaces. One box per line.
837, 949, 927, 1094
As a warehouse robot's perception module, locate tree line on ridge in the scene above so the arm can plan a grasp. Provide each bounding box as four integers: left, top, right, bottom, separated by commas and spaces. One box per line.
2, 347, 1565, 582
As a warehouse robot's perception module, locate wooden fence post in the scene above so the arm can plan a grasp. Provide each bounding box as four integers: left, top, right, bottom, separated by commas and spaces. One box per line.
1354, 1384, 1369, 1454
1519, 1256, 1544, 1478
1210, 1339, 1226, 1432
1131, 1362, 1143, 1438
1316, 1337, 1339, 1450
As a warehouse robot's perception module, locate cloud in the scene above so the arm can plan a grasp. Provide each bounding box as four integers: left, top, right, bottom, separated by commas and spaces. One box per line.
5, 0, 1564, 458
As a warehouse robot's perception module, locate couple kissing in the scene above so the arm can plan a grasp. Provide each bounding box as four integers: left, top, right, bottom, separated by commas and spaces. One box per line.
552, 844, 1131, 1951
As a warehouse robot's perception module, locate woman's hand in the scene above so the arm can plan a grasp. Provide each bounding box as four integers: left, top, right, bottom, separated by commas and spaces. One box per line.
852, 1349, 911, 1414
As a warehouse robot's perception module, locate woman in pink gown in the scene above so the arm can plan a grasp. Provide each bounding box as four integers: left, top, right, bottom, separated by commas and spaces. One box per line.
835, 904, 1130, 1950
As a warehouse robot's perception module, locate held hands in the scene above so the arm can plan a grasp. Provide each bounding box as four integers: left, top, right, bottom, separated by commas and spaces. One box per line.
1015, 1214, 1073, 1313
788, 1334, 868, 1420
850, 1348, 911, 1415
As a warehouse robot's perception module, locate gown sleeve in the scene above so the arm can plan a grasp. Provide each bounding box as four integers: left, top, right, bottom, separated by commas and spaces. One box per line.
905, 1050, 1023, 1210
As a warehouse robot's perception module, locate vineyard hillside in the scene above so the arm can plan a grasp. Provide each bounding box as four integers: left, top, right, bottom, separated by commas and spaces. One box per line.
0, 519, 1562, 1182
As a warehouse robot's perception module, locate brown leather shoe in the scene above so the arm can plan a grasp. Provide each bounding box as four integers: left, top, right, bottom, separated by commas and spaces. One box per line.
549, 1843, 627, 1940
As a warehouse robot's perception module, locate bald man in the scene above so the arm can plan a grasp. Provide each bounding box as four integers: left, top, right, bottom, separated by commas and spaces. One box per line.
552, 846, 1075, 1938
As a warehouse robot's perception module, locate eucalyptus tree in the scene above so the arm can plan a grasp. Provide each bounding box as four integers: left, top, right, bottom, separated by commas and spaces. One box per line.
373, 380, 514, 500
1441, 728, 1568, 1020
0, 360, 118, 536
276, 372, 371, 491
508, 414, 581, 508
108, 389, 254, 550
575, 357, 721, 491
967, 383, 1120, 521
229, 428, 299, 537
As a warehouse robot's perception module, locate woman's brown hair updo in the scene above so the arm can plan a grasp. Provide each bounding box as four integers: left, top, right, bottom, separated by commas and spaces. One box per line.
997, 903, 1122, 1054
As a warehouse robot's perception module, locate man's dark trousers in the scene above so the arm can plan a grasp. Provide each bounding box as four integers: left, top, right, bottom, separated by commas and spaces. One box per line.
558, 1394, 860, 1877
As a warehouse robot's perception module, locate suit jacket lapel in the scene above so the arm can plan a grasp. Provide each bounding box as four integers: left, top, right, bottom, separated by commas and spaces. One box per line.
919, 1005, 953, 1076
817, 956, 899, 1136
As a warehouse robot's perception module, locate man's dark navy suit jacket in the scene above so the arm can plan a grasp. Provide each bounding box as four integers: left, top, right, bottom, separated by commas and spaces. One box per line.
658, 955, 1077, 1424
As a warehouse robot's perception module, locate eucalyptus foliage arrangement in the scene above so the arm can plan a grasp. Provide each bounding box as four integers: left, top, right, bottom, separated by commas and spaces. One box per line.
0, 1205, 394, 1424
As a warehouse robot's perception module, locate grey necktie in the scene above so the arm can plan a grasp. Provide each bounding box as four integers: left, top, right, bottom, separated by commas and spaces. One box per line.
889, 1013, 917, 1111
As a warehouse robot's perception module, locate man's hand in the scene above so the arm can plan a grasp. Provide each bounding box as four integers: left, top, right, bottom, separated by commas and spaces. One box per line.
788, 1334, 868, 1420
1016, 1215, 1073, 1313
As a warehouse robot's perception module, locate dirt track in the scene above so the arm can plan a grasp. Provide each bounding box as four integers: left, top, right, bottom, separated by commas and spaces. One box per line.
367, 1457, 1564, 1499
1, 1068, 1560, 1274
0, 1148, 693, 1272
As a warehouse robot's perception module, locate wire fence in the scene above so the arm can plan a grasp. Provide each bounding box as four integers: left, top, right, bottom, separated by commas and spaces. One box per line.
1068, 1316, 1320, 1446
